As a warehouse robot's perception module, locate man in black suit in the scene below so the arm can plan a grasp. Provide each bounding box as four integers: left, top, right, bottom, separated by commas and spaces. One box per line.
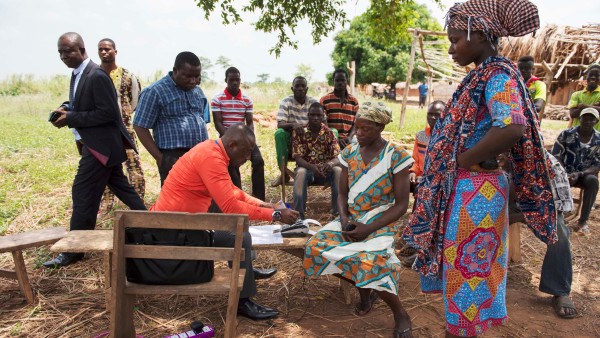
44, 32, 146, 268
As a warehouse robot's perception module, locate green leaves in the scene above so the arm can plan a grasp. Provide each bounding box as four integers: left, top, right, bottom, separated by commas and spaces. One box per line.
194, 0, 347, 57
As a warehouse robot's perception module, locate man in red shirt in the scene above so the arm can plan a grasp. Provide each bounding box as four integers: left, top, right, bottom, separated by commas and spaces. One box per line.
152, 124, 298, 320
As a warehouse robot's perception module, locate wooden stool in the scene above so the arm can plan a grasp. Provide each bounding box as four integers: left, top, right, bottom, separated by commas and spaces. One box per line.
0, 227, 67, 304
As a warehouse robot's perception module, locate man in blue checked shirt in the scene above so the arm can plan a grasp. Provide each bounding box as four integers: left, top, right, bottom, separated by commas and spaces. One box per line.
133, 51, 210, 186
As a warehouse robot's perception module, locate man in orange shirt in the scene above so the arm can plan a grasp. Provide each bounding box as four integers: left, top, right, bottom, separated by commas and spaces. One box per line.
152, 124, 298, 320
409, 101, 444, 193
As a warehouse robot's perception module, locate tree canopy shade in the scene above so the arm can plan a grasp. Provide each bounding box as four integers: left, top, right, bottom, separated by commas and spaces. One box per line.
194, 0, 346, 57
330, 3, 444, 86
193, 0, 442, 57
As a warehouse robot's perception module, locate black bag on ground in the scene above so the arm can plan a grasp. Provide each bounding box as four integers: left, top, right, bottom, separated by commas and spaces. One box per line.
125, 228, 214, 285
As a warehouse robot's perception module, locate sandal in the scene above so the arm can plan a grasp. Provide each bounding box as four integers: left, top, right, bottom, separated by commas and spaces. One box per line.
552, 295, 578, 319
355, 291, 379, 316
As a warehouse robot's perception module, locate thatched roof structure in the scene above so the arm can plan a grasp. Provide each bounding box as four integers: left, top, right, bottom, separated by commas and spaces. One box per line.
499, 24, 600, 92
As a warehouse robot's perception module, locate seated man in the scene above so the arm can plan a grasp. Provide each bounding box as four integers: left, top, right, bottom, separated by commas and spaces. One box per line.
408, 100, 444, 193
292, 103, 341, 219
273, 76, 317, 187
504, 152, 578, 319
151, 124, 298, 320
552, 107, 600, 234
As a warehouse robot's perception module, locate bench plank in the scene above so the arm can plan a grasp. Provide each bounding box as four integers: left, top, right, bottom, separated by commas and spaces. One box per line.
50, 230, 112, 253
0, 227, 67, 253
125, 269, 246, 295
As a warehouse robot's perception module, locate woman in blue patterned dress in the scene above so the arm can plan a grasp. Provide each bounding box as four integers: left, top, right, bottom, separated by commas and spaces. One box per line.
304, 102, 415, 337
403, 1, 557, 337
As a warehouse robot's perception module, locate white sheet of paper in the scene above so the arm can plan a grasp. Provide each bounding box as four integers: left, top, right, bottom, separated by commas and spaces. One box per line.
249, 225, 283, 245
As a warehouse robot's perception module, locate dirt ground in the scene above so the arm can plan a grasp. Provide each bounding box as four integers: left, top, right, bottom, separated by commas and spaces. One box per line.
1, 189, 599, 338
1, 127, 599, 337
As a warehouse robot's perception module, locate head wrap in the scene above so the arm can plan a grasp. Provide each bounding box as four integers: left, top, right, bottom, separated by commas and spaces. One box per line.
445, 0, 540, 42
356, 101, 392, 125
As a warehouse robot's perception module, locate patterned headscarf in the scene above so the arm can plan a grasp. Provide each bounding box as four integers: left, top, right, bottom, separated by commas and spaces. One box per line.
356, 101, 392, 125
446, 0, 540, 42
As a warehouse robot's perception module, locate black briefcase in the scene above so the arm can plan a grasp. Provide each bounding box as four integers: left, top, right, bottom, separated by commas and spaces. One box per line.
125, 228, 214, 285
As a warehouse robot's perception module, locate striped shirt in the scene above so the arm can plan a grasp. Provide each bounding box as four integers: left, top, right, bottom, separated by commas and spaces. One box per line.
320, 91, 359, 139
211, 88, 253, 129
133, 72, 208, 150
277, 95, 317, 124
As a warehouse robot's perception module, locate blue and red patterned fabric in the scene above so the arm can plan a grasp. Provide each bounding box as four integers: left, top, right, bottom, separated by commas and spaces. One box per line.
403, 55, 556, 281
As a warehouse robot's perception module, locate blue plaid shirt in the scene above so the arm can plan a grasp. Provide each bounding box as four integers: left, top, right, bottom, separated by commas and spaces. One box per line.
133, 72, 209, 149
552, 126, 600, 174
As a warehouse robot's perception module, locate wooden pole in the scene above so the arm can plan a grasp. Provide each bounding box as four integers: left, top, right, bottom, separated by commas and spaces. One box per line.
400, 30, 419, 129
347, 61, 356, 95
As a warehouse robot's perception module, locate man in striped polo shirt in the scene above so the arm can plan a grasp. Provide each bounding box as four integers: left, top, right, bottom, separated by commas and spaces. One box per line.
212, 67, 265, 200
320, 69, 360, 149
272, 76, 318, 187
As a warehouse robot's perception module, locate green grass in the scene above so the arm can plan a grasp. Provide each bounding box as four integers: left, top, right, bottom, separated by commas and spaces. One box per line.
0, 75, 569, 234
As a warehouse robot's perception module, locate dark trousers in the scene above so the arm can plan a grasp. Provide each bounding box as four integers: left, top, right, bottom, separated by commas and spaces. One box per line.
539, 212, 572, 296
71, 146, 146, 231
158, 148, 190, 186
213, 230, 256, 299
574, 173, 599, 223
228, 145, 265, 200
509, 200, 572, 296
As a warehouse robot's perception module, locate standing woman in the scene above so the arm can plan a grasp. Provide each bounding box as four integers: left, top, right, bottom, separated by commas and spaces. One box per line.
304, 102, 415, 337
403, 1, 557, 337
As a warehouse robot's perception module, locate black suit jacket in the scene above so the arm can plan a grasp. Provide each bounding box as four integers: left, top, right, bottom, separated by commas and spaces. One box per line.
65, 60, 135, 167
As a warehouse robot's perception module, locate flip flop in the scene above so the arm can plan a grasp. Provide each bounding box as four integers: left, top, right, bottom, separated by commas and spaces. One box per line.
355, 291, 379, 316
552, 295, 578, 319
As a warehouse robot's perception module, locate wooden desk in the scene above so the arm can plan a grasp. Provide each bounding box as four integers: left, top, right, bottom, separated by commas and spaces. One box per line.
49, 229, 354, 305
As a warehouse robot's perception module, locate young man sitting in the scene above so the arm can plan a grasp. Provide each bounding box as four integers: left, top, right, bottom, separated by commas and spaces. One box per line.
552, 107, 600, 234
292, 103, 341, 220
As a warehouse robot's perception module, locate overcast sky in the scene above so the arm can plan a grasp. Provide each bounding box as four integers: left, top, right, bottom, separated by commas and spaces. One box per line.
0, 0, 597, 83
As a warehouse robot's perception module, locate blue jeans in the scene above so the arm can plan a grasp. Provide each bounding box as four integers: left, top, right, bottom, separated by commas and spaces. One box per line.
293, 166, 341, 219
539, 212, 572, 296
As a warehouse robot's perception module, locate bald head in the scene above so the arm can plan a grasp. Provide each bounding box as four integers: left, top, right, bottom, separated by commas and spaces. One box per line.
57, 32, 87, 69
59, 32, 85, 49
221, 124, 256, 167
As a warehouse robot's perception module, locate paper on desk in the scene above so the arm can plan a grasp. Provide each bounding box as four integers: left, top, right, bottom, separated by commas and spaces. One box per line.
249, 225, 283, 245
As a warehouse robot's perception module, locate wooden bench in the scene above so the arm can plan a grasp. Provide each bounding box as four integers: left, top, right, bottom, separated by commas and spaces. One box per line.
0, 227, 67, 304
50, 230, 113, 308
111, 211, 248, 338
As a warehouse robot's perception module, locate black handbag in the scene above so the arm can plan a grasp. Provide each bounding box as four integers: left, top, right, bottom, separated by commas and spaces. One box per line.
125, 228, 214, 285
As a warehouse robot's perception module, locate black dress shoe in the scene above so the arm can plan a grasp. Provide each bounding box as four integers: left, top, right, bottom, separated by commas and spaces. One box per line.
42, 252, 84, 268
237, 298, 279, 320
253, 267, 277, 280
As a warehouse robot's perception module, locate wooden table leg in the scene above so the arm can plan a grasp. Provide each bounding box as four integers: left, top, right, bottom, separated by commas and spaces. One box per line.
103, 251, 112, 311
12, 250, 34, 304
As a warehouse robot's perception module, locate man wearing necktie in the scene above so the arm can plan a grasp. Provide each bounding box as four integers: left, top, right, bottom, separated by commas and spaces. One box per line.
44, 32, 146, 268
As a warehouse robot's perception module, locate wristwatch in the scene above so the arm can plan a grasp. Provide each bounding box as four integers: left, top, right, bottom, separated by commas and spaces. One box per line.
272, 210, 282, 222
